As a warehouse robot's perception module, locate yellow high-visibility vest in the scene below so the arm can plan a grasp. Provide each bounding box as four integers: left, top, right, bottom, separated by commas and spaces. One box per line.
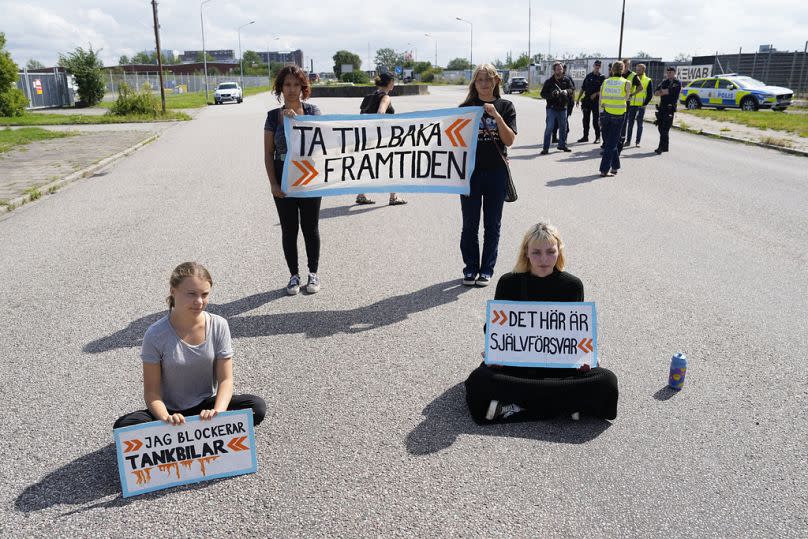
631, 74, 652, 107
600, 77, 628, 115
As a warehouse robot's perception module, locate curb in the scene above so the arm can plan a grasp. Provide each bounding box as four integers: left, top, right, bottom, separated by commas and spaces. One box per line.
643, 117, 807, 158
1, 132, 160, 214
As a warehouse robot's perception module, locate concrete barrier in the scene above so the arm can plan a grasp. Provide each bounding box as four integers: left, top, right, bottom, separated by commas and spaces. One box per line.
310, 85, 430, 98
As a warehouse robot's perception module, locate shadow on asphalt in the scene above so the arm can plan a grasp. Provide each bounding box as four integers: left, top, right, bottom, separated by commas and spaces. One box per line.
406, 383, 611, 455
15, 443, 226, 514
545, 175, 605, 187
85, 280, 471, 350
510, 144, 541, 150
83, 290, 287, 353
228, 279, 472, 339
652, 386, 680, 401
318, 203, 389, 220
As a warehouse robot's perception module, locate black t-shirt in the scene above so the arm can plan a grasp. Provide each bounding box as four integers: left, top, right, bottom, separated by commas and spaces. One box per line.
494, 270, 584, 302
360, 90, 395, 114
460, 97, 517, 169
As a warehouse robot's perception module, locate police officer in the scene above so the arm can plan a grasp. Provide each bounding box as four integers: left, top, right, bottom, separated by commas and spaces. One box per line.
576, 60, 605, 144
625, 63, 653, 147
618, 59, 643, 152
653, 66, 681, 154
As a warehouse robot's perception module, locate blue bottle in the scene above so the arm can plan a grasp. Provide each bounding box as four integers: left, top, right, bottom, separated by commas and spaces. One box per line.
668, 353, 687, 390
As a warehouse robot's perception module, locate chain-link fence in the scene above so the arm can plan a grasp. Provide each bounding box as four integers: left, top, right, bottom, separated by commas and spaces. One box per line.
105, 72, 271, 98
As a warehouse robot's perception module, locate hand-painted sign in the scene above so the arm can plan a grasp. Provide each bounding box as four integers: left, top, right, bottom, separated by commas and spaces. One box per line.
281, 106, 484, 197
485, 300, 598, 368
113, 410, 257, 497
675, 65, 712, 82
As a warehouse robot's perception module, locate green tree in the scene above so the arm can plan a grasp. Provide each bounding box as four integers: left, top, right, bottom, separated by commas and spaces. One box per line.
131, 51, 151, 64
511, 53, 531, 69
420, 66, 443, 83
195, 51, 214, 62
374, 47, 403, 70
242, 50, 262, 66
674, 52, 692, 62
0, 33, 28, 116
341, 70, 369, 84
635, 51, 652, 59
332, 50, 361, 77
446, 57, 471, 70
58, 45, 106, 106
26, 58, 45, 70
413, 61, 432, 74
118, 55, 130, 65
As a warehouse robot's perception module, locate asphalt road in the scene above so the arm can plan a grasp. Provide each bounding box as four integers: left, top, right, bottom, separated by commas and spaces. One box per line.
1, 85, 806, 537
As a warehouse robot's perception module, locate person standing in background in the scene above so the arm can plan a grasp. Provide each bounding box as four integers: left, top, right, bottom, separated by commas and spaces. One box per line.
576, 60, 605, 144
625, 63, 653, 147
654, 66, 682, 154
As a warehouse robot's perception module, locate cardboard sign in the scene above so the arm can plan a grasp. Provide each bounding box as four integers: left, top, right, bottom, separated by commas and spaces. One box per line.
114, 410, 257, 497
485, 301, 598, 368
281, 106, 484, 197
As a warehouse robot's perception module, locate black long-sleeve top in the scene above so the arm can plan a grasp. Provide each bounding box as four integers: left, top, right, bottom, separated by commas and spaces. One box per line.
541, 76, 575, 110
494, 270, 584, 302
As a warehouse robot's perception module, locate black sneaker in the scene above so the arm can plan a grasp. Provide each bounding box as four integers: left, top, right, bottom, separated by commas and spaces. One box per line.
577, 136, 589, 143
540, 149, 549, 155
475, 274, 491, 287
462, 273, 477, 286
654, 148, 663, 155
559, 146, 572, 152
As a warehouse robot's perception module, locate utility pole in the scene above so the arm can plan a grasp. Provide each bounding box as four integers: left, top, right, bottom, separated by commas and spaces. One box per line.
151, 0, 166, 113
200, 0, 213, 104
618, 0, 626, 58
528, 0, 532, 88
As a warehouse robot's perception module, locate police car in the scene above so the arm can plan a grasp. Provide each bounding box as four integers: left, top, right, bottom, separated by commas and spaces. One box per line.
679, 75, 792, 111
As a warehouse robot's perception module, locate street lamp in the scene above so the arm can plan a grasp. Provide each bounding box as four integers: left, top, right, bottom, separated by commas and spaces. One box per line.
456, 17, 473, 68
425, 33, 437, 66
238, 20, 255, 88
267, 36, 279, 88
200, 0, 214, 103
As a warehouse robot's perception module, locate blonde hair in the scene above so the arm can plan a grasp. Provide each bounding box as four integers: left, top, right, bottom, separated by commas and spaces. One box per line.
513, 223, 566, 273
166, 262, 213, 310
461, 63, 502, 105
610, 61, 624, 77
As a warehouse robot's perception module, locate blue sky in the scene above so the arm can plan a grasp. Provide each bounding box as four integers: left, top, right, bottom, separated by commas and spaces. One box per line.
3, 0, 806, 71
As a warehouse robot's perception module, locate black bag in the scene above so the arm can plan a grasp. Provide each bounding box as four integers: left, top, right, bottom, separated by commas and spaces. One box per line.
359, 91, 383, 114
482, 123, 517, 203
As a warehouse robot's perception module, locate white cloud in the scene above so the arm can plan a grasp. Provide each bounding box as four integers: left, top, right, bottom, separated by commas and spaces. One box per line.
3, 0, 807, 70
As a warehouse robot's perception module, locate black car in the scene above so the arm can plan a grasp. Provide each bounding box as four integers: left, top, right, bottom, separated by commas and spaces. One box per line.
505, 77, 528, 94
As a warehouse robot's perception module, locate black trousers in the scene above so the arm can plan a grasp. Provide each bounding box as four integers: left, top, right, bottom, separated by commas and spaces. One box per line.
113, 393, 266, 429
465, 362, 618, 422
658, 110, 675, 150
582, 103, 600, 139
273, 160, 321, 275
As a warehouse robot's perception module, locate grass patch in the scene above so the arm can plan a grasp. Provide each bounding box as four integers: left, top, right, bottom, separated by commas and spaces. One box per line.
680, 109, 808, 137
100, 86, 273, 109
24, 186, 42, 201
47, 184, 60, 194
759, 136, 794, 148
0, 111, 190, 126
0, 127, 75, 153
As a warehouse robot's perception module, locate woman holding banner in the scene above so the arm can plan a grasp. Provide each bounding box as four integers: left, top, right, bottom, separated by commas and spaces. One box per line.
355, 72, 407, 206
459, 64, 517, 287
464, 222, 618, 422
113, 262, 266, 429
264, 65, 323, 296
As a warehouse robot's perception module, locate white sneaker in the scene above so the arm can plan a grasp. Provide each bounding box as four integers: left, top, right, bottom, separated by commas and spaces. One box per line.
306, 273, 320, 294
286, 275, 300, 296
570, 411, 581, 421
485, 400, 500, 420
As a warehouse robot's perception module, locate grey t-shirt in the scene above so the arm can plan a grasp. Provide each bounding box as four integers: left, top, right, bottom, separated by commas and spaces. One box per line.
141, 312, 233, 411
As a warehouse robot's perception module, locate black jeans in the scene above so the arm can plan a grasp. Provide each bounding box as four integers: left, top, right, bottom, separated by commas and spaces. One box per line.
460, 166, 507, 277
582, 102, 600, 139
273, 160, 322, 275
113, 393, 266, 429
658, 110, 675, 150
